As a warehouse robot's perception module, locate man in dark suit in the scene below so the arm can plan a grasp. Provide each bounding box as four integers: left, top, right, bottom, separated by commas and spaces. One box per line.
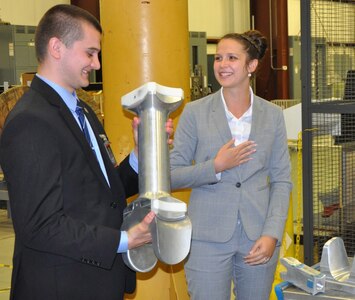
0, 4, 165, 300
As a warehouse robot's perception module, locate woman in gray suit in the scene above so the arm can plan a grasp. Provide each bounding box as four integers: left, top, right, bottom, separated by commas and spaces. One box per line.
170, 30, 292, 300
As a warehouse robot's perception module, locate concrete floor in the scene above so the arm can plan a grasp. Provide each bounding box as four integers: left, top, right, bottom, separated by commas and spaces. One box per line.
0, 208, 13, 300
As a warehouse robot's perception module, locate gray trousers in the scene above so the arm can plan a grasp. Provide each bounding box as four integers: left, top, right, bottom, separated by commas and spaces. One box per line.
185, 218, 280, 300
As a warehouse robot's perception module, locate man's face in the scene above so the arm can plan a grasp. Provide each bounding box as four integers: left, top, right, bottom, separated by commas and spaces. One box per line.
59, 22, 101, 92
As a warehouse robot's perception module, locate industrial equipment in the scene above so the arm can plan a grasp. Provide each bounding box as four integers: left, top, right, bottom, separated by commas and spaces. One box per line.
277, 237, 355, 299
121, 82, 192, 272
0, 24, 37, 86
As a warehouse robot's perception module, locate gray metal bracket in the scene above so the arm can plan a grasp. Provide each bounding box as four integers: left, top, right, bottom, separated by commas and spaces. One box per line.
121, 82, 192, 272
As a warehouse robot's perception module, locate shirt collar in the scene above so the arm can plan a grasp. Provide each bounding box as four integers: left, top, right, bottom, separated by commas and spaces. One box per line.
221, 86, 254, 121
36, 74, 77, 112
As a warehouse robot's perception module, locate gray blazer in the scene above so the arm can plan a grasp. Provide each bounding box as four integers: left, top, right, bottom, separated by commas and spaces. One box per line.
170, 89, 292, 243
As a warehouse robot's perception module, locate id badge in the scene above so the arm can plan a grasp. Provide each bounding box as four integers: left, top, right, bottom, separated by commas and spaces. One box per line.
99, 134, 117, 167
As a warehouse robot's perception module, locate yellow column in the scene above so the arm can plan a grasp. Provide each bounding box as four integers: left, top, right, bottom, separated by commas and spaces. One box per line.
100, 0, 190, 162
100, 1, 190, 299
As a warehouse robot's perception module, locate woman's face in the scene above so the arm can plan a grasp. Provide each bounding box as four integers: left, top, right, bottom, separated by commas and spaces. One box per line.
213, 38, 255, 89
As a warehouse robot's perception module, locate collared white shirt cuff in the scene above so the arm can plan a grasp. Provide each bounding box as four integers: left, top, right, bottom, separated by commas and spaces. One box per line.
117, 231, 128, 253
129, 150, 138, 173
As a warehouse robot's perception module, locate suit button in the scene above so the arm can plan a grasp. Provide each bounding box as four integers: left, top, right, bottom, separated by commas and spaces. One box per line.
110, 202, 118, 208
236, 182, 241, 188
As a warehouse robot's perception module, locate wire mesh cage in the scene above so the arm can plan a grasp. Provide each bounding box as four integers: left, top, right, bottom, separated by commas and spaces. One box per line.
307, 0, 355, 264
310, 1, 355, 102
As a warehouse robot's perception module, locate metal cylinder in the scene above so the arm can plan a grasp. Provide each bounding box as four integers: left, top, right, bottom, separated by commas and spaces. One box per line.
137, 94, 180, 199
121, 82, 192, 272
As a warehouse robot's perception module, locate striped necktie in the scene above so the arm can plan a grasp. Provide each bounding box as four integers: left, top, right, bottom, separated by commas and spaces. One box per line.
75, 101, 94, 149
75, 100, 109, 184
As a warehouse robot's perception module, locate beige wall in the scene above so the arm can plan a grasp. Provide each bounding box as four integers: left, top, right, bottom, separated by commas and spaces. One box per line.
0, 0, 70, 26
188, 0, 250, 38
0, 0, 301, 38
288, 0, 301, 36
0, 0, 301, 59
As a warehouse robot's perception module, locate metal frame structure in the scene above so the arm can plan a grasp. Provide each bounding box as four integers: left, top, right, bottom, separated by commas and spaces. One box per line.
301, 0, 355, 265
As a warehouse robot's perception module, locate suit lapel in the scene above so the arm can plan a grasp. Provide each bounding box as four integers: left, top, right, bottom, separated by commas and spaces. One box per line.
84, 110, 126, 200
62, 103, 111, 191
209, 92, 266, 182
248, 96, 264, 142
211, 90, 233, 145
239, 96, 265, 180
83, 106, 120, 189
31, 77, 111, 191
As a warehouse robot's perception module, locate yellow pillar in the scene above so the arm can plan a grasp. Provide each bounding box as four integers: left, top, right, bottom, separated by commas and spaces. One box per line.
100, 0, 190, 162
100, 1, 190, 299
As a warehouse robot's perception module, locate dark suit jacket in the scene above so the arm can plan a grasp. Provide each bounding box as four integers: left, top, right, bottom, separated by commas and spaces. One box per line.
0, 76, 138, 300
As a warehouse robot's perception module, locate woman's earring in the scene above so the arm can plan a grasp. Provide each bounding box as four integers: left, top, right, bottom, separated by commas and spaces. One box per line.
248, 73, 252, 77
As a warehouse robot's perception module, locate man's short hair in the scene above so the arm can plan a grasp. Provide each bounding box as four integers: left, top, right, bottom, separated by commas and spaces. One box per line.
35, 4, 102, 63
